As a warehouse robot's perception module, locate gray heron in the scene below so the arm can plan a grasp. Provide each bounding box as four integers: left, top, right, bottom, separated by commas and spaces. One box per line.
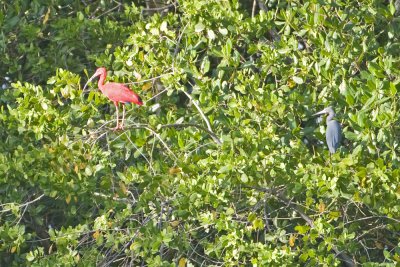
313, 107, 342, 154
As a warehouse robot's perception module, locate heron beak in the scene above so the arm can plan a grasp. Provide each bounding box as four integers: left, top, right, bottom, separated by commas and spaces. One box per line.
83, 73, 100, 91
313, 109, 328, 116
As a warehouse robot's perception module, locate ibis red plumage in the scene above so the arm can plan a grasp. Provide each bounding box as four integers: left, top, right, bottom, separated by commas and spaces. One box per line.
84, 67, 143, 130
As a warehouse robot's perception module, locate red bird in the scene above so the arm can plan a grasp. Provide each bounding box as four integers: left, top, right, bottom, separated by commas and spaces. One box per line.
84, 67, 143, 130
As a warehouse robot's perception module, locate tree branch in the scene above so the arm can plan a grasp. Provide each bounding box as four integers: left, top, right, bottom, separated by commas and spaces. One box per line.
174, 23, 189, 57
124, 71, 174, 85
245, 185, 355, 267
93, 192, 131, 203
145, 88, 168, 103
142, 3, 176, 12
1, 194, 45, 213
181, 90, 222, 145
160, 123, 221, 145
252, 0, 257, 18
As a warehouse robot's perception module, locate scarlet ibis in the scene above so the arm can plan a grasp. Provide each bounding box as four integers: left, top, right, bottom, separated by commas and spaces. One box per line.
84, 67, 143, 130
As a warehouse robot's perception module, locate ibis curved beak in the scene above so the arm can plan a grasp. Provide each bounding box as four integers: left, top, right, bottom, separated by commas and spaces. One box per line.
83, 73, 100, 91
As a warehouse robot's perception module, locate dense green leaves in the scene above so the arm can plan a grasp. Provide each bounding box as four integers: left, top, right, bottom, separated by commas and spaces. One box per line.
1, 0, 400, 266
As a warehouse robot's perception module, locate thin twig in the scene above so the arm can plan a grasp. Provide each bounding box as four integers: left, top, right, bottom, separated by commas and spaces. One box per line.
344, 215, 400, 225
145, 88, 168, 104
87, 121, 178, 161
160, 123, 221, 145
181, 90, 222, 145
257, 0, 269, 12
245, 185, 356, 267
149, 134, 157, 173
125, 190, 137, 204
354, 224, 386, 242
93, 192, 130, 203
174, 23, 189, 57
141, 3, 175, 12
124, 132, 156, 175
1, 194, 45, 213
90, 120, 115, 134
144, 125, 178, 161
252, 0, 257, 18
89, 131, 108, 148
184, 142, 213, 160
113, 122, 178, 160
16, 204, 29, 225
94, 2, 122, 19
97, 213, 156, 266
124, 72, 174, 85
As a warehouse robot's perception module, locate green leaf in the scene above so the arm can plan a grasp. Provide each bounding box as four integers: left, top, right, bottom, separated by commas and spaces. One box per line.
252, 218, 264, 229
367, 62, 385, 78
195, 22, 205, 33
26, 252, 35, 262
201, 56, 210, 73
389, 2, 396, 15
292, 76, 303, 84
160, 21, 168, 32
240, 173, 248, 183
41, 102, 48, 110
218, 165, 232, 173
295, 225, 310, 234
77, 11, 84, 21
219, 27, 228, 35
226, 207, 234, 215
207, 29, 216, 40
225, 38, 232, 55
85, 166, 92, 176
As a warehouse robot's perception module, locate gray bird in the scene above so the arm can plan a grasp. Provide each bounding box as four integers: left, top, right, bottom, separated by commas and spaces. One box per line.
313, 107, 342, 154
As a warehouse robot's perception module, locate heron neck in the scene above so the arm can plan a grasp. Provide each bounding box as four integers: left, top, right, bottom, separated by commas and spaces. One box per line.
97, 73, 106, 91
326, 113, 335, 122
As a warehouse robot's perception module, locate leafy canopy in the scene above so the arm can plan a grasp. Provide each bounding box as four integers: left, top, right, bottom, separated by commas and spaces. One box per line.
1, 0, 400, 266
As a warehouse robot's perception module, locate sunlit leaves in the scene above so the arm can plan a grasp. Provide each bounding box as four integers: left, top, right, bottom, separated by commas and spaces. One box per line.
194, 22, 205, 33
1, 0, 400, 266
292, 76, 303, 84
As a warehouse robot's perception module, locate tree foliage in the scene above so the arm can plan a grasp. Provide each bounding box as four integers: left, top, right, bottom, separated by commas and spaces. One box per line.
1, 0, 400, 266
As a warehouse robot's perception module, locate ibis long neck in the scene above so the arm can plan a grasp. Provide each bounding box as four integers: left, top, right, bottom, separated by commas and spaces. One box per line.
97, 73, 106, 91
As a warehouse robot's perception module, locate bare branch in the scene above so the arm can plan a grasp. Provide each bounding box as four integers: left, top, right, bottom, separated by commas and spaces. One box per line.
160, 123, 221, 145
93, 192, 130, 203
181, 90, 222, 145
123, 132, 156, 175
257, 0, 268, 12
94, 2, 122, 19
344, 215, 400, 225
245, 185, 356, 267
144, 125, 178, 161
142, 3, 176, 12
0, 194, 45, 213
145, 88, 168, 104
124, 71, 174, 85
174, 23, 189, 57
86, 121, 178, 161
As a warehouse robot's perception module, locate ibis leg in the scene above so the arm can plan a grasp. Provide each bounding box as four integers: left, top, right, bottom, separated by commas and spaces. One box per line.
113, 102, 119, 131
121, 104, 126, 129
